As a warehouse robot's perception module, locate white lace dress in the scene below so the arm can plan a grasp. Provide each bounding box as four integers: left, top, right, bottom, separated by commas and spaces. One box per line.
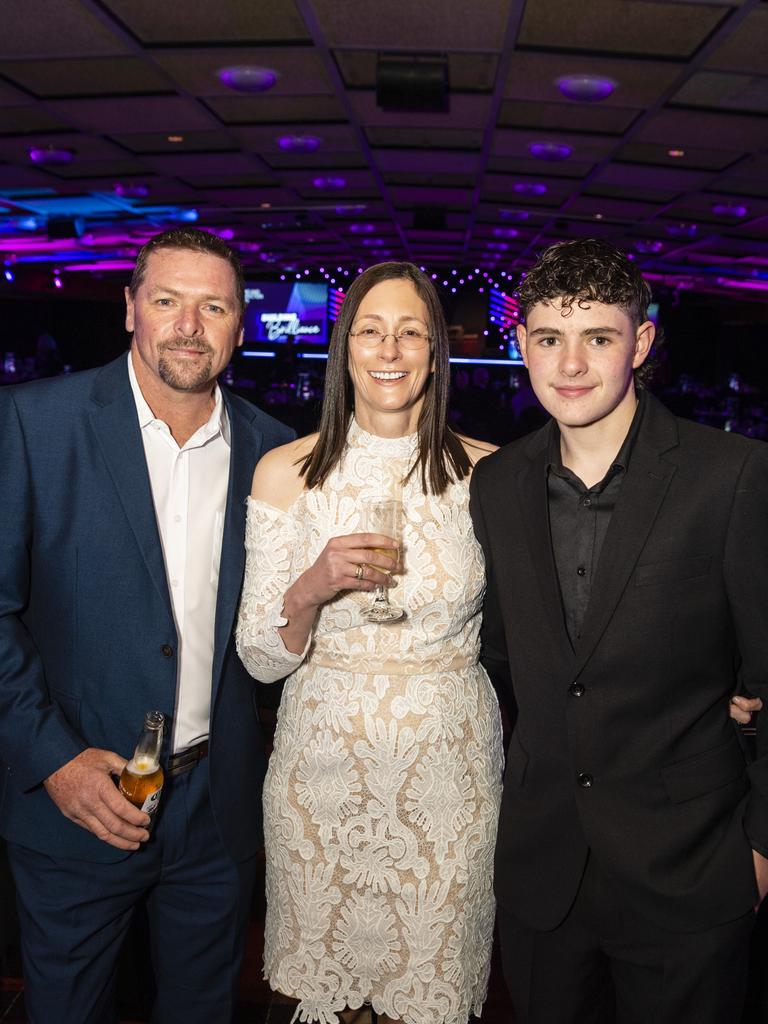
236, 421, 503, 1024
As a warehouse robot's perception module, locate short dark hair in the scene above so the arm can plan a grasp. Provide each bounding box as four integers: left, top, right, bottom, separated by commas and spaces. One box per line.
300, 261, 470, 495
517, 238, 653, 327
129, 228, 245, 312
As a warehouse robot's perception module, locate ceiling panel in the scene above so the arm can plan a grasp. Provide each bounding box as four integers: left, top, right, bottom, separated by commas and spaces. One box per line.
0, 0, 764, 298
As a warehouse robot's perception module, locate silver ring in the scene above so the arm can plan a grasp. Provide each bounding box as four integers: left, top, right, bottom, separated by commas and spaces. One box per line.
355, 563, 365, 581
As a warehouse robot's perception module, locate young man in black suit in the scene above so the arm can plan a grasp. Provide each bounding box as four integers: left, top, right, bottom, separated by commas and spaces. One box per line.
470, 239, 768, 1023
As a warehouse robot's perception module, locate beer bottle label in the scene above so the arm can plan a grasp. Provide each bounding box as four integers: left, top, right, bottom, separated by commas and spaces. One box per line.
141, 787, 162, 816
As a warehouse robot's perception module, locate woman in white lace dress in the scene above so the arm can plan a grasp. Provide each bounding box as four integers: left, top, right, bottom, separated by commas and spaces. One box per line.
236, 263, 503, 1024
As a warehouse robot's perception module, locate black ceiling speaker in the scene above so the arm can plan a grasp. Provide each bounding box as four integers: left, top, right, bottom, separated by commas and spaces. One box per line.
413, 207, 446, 231
47, 216, 85, 240
376, 54, 449, 112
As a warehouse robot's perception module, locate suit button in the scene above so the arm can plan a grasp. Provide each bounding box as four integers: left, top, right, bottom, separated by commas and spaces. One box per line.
568, 682, 585, 697
577, 772, 593, 788
160, 644, 174, 658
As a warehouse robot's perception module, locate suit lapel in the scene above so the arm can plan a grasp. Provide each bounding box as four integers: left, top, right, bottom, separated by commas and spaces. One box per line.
573, 396, 679, 672
88, 358, 173, 623
211, 392, 263, 690
515, 426, 575, 664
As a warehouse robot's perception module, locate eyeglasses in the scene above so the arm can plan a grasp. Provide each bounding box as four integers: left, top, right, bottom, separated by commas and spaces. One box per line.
348, 326, 430, 350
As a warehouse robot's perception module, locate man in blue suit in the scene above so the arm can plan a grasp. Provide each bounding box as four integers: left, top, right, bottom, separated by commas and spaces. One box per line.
0, 228, 294, 1023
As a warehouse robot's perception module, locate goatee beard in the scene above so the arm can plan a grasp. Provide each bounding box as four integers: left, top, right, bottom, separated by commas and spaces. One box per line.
157, 344, 216, 392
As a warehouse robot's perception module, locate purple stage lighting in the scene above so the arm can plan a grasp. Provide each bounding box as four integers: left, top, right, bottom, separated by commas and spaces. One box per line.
217, 66, 277, 92
556, 75, 616, 102
499, 209, 530, 221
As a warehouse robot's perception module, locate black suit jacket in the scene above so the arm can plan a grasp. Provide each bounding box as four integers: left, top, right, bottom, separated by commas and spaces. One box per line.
470, 392, 768, 932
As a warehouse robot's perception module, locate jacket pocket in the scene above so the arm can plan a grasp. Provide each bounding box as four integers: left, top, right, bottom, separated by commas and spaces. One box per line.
504, 732, 529, 786
661, 736, 746, 804
634, 555, 711, 587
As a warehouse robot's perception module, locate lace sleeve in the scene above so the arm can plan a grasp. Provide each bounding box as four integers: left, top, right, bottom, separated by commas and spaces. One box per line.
235, 497, 311, 683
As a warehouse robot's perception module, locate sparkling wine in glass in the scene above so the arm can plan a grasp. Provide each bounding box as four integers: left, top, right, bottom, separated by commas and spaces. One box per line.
361, 498, 404, 623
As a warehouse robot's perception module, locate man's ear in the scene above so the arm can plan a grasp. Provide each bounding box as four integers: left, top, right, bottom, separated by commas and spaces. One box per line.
124, 286, 135, 333
516, 324, 529, 368
633, 320, 655, 369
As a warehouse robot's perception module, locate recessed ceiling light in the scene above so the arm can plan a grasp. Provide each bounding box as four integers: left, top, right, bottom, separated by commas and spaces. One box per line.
276, 134, 322, 153
113, 182, 149, 198
667, 149, 685, 158
712, 201, 748, 218
512, 182, 547, 196
556, 75, 616, 102
528, 141, 573, 161
167, 135, 184, 143
492, 227, 519, 238
634, 239, 664, 254
594, 213, 604, 220
28, 146, 75, 165
217, 66, 278, 93
499, 209, 530, 221
313, 176, 347, 190
349, 223, 376, 234
665, 222, 698, 239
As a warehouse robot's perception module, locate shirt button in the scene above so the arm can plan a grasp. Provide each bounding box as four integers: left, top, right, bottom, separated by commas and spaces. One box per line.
160, 644, 174, 658
583, 497, 593, 507
568, 682, 585, 697
577, 772, 593, 788
174, 515, 182, 524
577, 566, 587, 577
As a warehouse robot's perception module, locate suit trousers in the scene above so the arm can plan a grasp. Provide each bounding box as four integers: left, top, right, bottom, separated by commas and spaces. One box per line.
498, 853, 755, 1024
8, 758, 257, 1024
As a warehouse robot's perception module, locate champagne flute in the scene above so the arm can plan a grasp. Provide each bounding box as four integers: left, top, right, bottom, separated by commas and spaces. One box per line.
360, 498, 404, 623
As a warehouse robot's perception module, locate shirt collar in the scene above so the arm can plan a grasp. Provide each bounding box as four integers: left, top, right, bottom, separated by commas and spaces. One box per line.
127, 350, 230, 447
547, 387, 646, 479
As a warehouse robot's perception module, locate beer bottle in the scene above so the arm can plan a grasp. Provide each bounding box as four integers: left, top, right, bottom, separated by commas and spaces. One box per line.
119, 710, 165, 824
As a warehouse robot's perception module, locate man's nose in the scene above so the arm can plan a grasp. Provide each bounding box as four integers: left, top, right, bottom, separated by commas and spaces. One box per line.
175, 304, 203, 336
559, 341, 587, 376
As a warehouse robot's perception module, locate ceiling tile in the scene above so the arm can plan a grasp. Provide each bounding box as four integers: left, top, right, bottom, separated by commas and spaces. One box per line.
100, 0, 310, 44
518, 0, 727, 58
0, 0, 128, 58
0, 57, 168, 97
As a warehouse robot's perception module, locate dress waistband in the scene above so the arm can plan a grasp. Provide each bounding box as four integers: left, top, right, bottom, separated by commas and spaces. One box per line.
309, 652, 476, 675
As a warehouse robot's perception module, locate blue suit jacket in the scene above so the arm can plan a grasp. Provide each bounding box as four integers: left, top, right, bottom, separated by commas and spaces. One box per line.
0, 355, 294, 863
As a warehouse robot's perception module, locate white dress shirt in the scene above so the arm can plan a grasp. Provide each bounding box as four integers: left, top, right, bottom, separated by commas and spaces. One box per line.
128, 353, 230, 752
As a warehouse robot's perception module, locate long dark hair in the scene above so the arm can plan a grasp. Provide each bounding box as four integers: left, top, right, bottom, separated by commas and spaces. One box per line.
300, 262, 470, 495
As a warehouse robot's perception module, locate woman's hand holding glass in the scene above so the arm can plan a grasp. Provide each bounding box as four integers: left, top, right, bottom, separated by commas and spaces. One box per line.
290, 531, 399, 610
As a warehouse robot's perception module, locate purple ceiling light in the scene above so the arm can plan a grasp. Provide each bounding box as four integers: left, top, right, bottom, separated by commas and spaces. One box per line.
512, 182, 547, 196
217, 66, 278, 92
665, 222, 698, 239
499, 209, 530, 221
492, 227, 519, 238
28, 146, 75, 165
113, 182, 149, 198
528, 141, 573, 161
277, 134, 322, 153
556, 75, 616, 102
313, 175, 346, 190
633, 239, 664, 254
712, 201, 748, 218
349, 223, 375, 233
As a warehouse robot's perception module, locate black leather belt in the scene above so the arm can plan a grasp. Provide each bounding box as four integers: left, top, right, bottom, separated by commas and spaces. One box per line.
167, 739, 209, 777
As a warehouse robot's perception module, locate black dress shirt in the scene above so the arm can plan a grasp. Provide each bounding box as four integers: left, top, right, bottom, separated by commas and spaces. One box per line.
547, 394, 645, 644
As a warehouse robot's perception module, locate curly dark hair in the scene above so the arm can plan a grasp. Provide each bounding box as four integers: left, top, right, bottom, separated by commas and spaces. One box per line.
517, 238, 653, 326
